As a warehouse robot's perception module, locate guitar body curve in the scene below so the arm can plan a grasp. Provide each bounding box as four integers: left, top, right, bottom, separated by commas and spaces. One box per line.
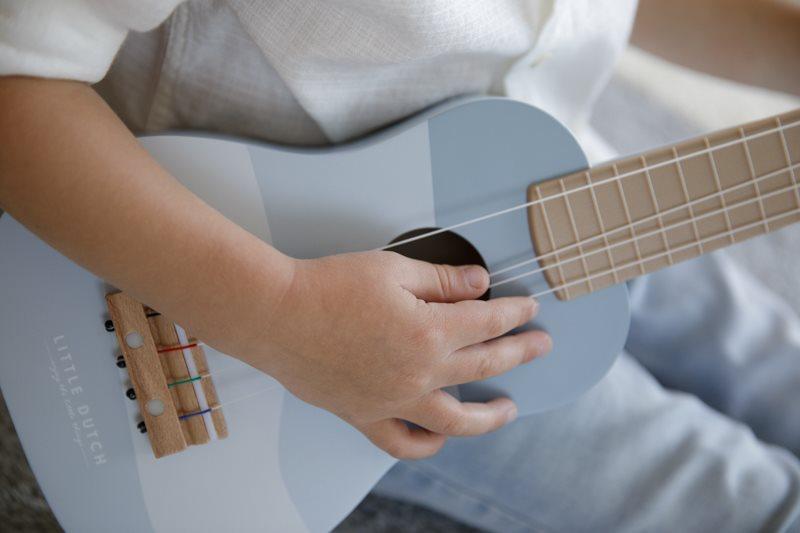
0, 97, 629, 532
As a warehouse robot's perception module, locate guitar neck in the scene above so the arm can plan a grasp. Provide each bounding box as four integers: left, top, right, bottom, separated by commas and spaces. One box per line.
527, 108, 800, 301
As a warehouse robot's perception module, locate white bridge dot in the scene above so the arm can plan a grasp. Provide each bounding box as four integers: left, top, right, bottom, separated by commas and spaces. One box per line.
146, 399, 165, 417
125, 331, 144, 349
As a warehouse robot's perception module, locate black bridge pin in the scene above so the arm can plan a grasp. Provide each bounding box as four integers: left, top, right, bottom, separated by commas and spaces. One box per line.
137, 421, 147, 434
115, 355, 126, 368
105, 311, 160, 333
126, 388, 136, 400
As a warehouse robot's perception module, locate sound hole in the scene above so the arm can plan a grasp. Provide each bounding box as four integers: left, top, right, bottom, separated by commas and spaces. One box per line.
388, 228, 490, 301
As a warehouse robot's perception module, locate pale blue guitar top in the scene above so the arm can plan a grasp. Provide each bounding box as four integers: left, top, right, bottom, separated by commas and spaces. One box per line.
0, 97, 629, 532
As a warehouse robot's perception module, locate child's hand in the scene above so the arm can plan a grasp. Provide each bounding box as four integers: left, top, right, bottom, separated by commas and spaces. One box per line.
0, 78, 550, 460
232, 251, 551, 459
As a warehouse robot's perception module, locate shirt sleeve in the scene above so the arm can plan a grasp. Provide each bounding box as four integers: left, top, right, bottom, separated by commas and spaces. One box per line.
0, 0, 185, 82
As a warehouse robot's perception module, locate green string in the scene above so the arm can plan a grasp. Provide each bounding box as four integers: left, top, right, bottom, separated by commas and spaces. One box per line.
168, 375, 202, 388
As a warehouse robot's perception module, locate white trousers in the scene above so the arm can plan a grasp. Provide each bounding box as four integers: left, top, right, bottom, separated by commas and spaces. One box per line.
375, 253, 800, 532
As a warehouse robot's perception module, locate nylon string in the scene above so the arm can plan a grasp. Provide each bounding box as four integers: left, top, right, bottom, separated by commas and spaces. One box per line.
381, 117, 800, 251
166, 118, 800, 413
489, 162, 800, 285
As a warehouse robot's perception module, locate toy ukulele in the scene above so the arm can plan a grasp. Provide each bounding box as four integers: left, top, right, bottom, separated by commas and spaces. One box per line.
0, 97, 798, 532
104, 292, 228, 457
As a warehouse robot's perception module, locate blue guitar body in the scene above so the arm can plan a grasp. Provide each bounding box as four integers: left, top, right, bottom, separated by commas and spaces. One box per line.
0, 97, 629, 531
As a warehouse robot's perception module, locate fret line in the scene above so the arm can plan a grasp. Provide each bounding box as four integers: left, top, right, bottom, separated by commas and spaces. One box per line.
532, 204, 800, 299
640, 155, 673, 265
673, 147, 705, 255
586, 171, 620, 284
612, 163, 646, 275
740, 127, 770, 233
389, 115, 800, 254
503, 160, 800, 282
704, 137, 736, 244
559, 180, 593, 293
777, 117, 800, 210
494, 178, 800, 291
536, 187, 571, 299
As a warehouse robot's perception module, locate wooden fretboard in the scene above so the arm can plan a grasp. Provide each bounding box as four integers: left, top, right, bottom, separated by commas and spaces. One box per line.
527, 108, 800, 301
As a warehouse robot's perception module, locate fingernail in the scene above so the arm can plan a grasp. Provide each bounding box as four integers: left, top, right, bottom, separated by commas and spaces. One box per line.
464, 266, 487, 289
525, 334, 552, 363
505, 404, 518, 423
529, 298, 539, 317
534, 335, 553, 358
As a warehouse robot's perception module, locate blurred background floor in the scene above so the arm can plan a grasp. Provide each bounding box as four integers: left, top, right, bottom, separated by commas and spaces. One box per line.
1, 47, 798, 532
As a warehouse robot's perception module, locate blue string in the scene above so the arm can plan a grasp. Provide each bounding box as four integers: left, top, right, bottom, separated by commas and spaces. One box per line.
179, 407, 212, 420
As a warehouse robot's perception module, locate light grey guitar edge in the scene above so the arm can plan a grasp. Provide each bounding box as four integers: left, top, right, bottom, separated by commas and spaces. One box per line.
0, 97, 630, 533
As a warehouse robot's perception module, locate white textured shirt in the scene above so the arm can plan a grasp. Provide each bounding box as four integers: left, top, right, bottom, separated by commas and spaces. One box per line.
0, 0, 638, 147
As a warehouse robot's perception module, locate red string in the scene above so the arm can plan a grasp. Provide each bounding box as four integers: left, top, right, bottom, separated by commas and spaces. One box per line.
157, 342, 198, 354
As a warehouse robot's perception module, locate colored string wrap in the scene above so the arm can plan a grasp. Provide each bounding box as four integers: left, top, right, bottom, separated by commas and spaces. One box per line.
172, 324, 219, 441
178, 406, 215, 420
167, 375, 204, 388
157, 342, 201, 354
173, 384, 282, 421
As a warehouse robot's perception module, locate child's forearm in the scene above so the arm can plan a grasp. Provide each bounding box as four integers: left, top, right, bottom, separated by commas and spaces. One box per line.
0, 77, 295, 353
0, 76, 551, 460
